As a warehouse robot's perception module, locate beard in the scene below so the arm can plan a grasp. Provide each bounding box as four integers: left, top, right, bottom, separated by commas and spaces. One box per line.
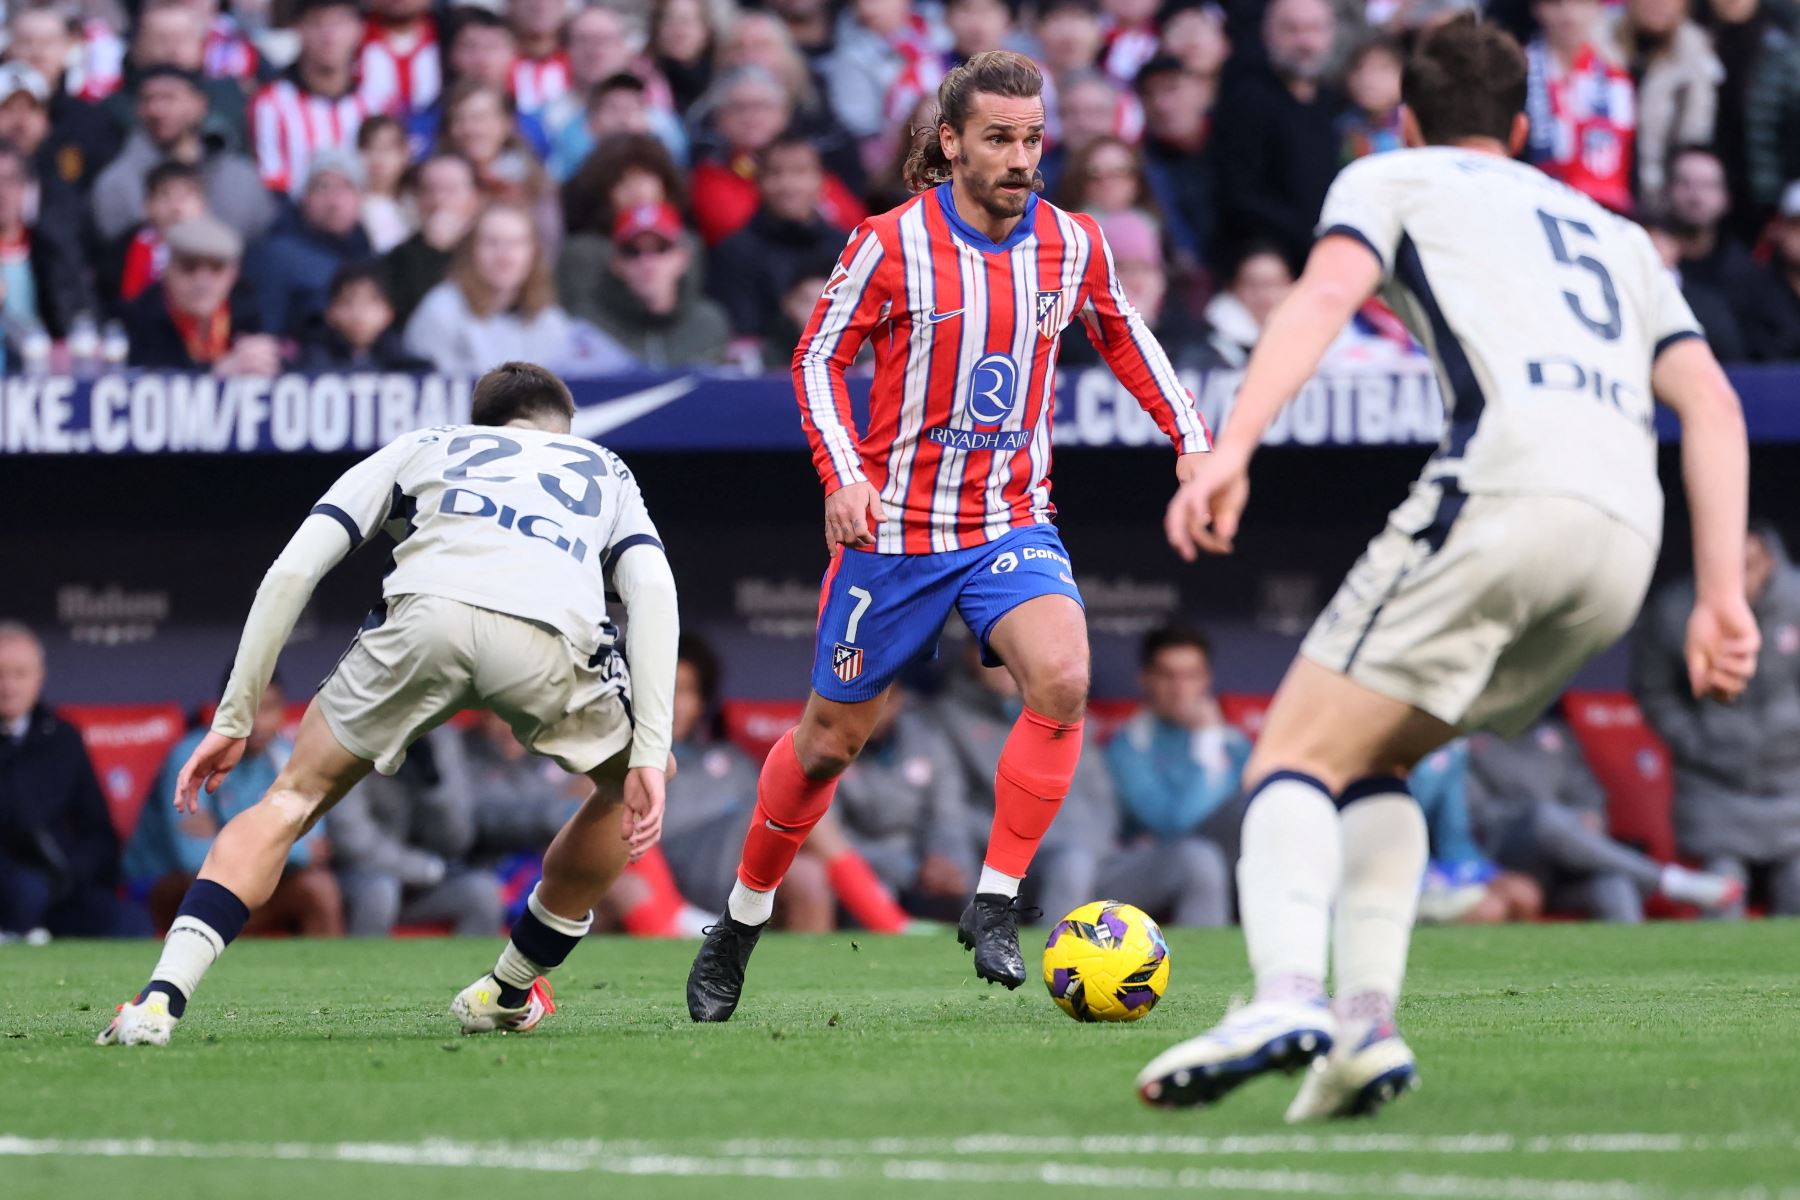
957, 152, 1044, 219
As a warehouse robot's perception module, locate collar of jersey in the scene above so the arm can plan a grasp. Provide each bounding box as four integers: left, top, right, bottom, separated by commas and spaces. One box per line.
935, 182, 1038, 253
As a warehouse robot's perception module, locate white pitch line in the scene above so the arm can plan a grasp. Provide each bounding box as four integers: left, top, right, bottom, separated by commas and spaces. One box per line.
707, 1132, 1777, 1158
4, 1133, 1793, 1200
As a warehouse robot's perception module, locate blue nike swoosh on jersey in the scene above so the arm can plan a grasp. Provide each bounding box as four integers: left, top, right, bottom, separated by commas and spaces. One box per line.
925, 309, 964, 323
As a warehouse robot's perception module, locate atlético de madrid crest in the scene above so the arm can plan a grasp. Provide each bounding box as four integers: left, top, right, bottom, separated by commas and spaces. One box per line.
1035, 290, 1067, 339
832, 643, 864, 683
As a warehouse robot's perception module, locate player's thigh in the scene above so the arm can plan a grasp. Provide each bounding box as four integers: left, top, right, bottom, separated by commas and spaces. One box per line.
811, 545, 961, 703
956, 527, 1088, 676
1248, 656, 1459, 794
269, 698, 379, 833
314, 593, 479, 777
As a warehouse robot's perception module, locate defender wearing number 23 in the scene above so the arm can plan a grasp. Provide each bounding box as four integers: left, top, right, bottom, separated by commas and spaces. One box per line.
686, 50, 1210, 1021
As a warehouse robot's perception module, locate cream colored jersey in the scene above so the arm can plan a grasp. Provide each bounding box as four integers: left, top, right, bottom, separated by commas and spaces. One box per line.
311, 424, 663, 659
1317, 147, 1699, 545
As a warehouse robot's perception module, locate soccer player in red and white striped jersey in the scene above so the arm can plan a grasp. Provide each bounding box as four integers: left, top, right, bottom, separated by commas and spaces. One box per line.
687, 50, 1209, 1022
250, 0, 394, 196
359, 0, 441, 117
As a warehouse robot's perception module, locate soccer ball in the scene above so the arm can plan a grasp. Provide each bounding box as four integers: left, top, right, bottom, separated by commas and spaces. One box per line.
1042, 900, 1171, 1023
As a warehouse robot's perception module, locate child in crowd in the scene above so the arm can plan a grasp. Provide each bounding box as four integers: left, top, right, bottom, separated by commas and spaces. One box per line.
294, 263, 429, 370
117, 161, 208, 307
1337, 36, 1405, 162
358, 116, 416, 254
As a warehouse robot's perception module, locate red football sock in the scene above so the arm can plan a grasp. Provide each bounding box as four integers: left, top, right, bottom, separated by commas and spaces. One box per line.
985, 707, 1085, 877
825, 852, 909, 933
737, 730, 839, 891
618, 846, 685, 937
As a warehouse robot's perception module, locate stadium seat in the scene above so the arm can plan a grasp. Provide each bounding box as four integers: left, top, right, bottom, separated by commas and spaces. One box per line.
720, 699, 806, 760
57, 703, 188, 840
1560, 691, 1677, 863
1218, 693, 1273, 739
1086, 699, 1139, 744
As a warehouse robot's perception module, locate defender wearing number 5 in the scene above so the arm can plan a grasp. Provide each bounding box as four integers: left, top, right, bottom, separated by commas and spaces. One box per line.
686, 51, 1210, 1021
100, 363, 680, 1047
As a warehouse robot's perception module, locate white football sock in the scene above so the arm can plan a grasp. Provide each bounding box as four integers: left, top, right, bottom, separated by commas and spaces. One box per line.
976, 864, 1022, 899
1238, 774, 1341, 1004
727, 879, 775, 926
1334, 786, 1428, 1025
148, 916, 227, 1004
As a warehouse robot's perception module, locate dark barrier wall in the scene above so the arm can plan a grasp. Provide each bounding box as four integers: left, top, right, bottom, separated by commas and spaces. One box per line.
8, 439, 1798, 710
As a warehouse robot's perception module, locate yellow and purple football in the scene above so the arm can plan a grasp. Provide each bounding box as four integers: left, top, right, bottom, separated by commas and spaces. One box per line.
1042, 900, 1171, 1022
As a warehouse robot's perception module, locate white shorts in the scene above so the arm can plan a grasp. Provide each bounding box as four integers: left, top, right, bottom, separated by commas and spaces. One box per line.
317, 593, 634, 776
1300, 481, 1658, 737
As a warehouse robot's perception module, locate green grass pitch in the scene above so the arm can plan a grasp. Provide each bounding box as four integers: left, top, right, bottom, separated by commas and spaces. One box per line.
4, 922, 1798, 1199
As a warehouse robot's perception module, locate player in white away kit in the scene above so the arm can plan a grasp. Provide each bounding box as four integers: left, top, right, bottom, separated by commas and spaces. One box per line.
99, 362, 679, 1046
1137, 17, 1759, 1120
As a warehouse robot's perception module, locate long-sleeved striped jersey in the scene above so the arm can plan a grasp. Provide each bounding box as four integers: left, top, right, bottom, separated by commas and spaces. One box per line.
793, 184, 1209, 555
250, 69, 395, 196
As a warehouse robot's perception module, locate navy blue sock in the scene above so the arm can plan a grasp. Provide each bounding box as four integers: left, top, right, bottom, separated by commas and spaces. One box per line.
137, 980, 189, 1018
176, 879, 251, 944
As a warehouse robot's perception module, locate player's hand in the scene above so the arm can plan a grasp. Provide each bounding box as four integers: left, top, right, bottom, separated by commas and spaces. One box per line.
174, 731, 247, 815
1685, 595, 1760, 703
1164, 446, 1250, 561
1175, 451, 1208, 486
825, 481, 886, 551
621, 766, 667, 860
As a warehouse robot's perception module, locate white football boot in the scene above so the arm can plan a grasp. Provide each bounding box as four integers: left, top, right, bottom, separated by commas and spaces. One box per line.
451, 973, 556, 1034
1136, 999, 1336, 1108
1284, 1021, 1418, 1122
95, 989, 180, 1047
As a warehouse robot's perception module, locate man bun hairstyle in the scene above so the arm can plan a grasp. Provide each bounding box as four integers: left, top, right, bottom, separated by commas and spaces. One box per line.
470, 361, 577, 428
1401, 14, 1527, 146
901, 50, 1045, 193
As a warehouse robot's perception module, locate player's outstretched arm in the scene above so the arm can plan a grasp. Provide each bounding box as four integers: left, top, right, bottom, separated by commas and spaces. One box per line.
177, 515, 357, 813
1164, 235, 1380, 560
1653, 337, 1759, 702
610, 540, 679, 859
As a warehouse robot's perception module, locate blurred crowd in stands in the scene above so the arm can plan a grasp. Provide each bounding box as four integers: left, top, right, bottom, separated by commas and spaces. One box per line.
4, 522, 1797, 941
0, 0, 1798, 378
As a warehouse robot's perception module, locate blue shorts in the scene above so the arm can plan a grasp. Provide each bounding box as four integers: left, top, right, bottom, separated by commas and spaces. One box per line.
810, 526, 1085, 702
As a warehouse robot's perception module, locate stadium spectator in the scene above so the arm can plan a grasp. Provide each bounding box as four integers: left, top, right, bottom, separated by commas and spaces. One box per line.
1635, 522, 1800, 917
1337, 34, 1404, 160
1037, 0, 1106, 83
832, 689, 975, 919
754, 251, 838, 367
359, 0, 442, 118
123, 214, 281, 375
405, 9, 549, 160
509, 0, 572, 117
247, 0, 381, 196
1525, 0, 1636, 213
821, 0, 950, 142
103, 0, 251, 150
1410, 740, 1544, 925
330, 726, 504, 937
567, 200, 729, 366
438, 77, 561, 253
718, 8, 862, 189
1704, 0, 1800, 239
381, 151, 479, 326
1133, 54, 1211, 269
0, 621, 147, 939
707, 135, 850, 343
650, 0, 726, 114
864, 90, 935, 211
658, 635, 837, 929
687, 65, 865, 245
1196, 241, 1293, 368
561, 128, 687, 240
1209, 0, 1343, 267
933, 637, 1119, 926
0, 137, 96, 343
544, 9, 687, 180
1053, 133, 1161, 229
1039, 69, 1127, 192
2, 8, 120, 194
770, 0, 837, 62
1469, 717, 1742, 920
1665, 145, 1762, 319
1099, 625, 1245, 927
293, 261, 430, 370
357, 114, 415, 253
185, 0, 264, 89
1744, 182, 1800, 362
1159, 1, 1231, 81
246, 148, 375, 338
404, 200, 616, 374
90, 63, 273, 245
109, 160, 207, 309
1640, 211, 1748, 361
1059, 209, 1177, 369
125, 678, 343, 936
1098, 0, 1162, 86
1602, 0, 1720, 212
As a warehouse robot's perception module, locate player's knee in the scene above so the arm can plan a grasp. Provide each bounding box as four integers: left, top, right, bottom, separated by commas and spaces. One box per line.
792, 718, 867, 779
1022, 657, 1089, 723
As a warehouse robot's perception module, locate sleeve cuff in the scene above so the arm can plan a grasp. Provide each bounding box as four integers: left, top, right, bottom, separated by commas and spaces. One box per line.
1653, 329, 1704, 359
1317, 223, 1387, 274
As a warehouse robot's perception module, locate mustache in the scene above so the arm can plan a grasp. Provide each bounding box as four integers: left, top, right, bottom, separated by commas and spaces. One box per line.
993, 171, 1043, 191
